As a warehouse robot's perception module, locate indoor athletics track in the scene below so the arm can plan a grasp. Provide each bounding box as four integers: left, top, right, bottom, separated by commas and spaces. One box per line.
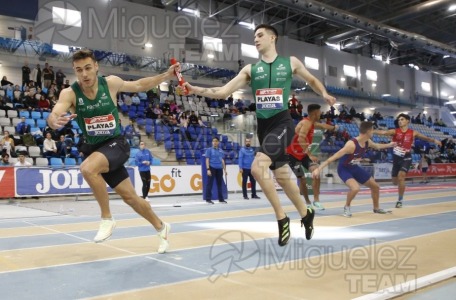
0, 182, 455, 300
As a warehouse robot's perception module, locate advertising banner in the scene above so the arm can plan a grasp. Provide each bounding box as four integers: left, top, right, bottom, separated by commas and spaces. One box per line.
407, 163, 456, 178
0, 167, 15, 198
15, 167, 136, 197
374, 163, 393, 179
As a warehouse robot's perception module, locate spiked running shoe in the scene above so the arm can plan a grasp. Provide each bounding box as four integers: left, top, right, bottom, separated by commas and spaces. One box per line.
395, 201, 403, 208
277, 216, 290, 246
373, 208, 390, 214
301, 207, 315, 240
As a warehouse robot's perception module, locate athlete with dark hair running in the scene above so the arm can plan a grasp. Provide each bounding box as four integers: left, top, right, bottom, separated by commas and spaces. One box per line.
184, 24, 336, 246
374, 113, 441, 208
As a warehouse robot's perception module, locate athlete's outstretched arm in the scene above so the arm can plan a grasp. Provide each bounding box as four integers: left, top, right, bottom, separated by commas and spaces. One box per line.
367, 139, 396, 150
47, 88, 77, 130
312, 141, 355, 178
290, 56, 336, 106
414, 131, 442, 147
373, 129, 395, 136
111, 63, 177, 93
183, 65, 251, 99
314, 122, 338, 131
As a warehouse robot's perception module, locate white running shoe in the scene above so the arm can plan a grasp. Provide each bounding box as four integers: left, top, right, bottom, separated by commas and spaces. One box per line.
94, 218, 116, 243
157, 222, 171, 254
343, 206, 352, 218
313, 201, 325, 210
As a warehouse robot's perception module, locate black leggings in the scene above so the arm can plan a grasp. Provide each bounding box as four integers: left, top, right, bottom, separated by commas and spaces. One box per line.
139, 170, 151, 198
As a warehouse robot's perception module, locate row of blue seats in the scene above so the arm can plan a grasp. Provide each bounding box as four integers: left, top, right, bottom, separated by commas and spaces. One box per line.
18, 110, 51, 120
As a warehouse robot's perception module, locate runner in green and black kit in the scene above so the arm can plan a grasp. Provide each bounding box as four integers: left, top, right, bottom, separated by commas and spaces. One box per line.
184, 24, 336, 246
48, 49, 176, 254
72, 76, 130, 188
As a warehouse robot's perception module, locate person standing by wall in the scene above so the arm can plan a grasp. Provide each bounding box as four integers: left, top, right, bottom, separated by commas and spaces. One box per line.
135, 141, 153, 200
239, 138, 260, 200
205, 137, 227, 204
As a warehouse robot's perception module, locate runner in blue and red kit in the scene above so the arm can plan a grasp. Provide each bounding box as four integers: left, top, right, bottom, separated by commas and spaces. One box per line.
313, 122, 396, 217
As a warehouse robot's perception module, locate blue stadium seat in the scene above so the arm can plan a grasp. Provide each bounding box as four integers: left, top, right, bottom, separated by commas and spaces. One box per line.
50, 157, 64, 167
64, 157, 77, 166
31, 111, 42, 120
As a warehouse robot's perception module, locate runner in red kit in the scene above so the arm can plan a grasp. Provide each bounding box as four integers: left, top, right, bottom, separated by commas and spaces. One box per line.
287, 104, 338, 210
374, 113, 441, 208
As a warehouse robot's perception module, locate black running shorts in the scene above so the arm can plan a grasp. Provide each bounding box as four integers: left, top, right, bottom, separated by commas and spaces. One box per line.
288, 155, 318, 178
392, 153, 412, 177
257, 110, 294, 170
81, 136, 131, 188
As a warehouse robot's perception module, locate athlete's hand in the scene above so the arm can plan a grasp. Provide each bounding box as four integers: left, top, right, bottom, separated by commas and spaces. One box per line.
181, 82, 195, 95
434, 139, 442, 147
52, 113, 77, 129
312, 168, 321, 179
309, 155, 319, 163
323, 93, 336, 106
389, 142, 397, 148
168, 62, 180, 78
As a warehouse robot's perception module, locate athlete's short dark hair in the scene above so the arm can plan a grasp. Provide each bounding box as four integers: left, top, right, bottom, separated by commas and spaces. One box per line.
397, 113, 411, 121
359, 121, 374, 134
254, 24, 279, 44
72, 49, 96, 64
307, 104, 321, 114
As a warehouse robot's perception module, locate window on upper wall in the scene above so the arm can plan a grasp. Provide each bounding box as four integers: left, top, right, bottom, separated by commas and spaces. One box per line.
241, 43, 259, 58
203, 36, 223, 52
52, 7, 81, 27
421, 82, 431, 92
304, 57, 319, 70
366, 70, 377, 81
343, 65, 357, 77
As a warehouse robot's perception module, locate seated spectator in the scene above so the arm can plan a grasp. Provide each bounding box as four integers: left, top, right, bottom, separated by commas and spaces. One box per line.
16, 117, 31, 135
124, 120, 141, 147
178, 111, 188, 127
169, 100, 177, 114
13, 85, 22, 102
1, 76, 14, 90
24, 90, 38, 110
0, 96, 14, 115
56, 135, 69, 157
49, 95, 58, 109
31, 127, 44, 146
0, 153, 10, 166
162, 99, 171, 114
188, 111, 206, 128
153, 104, 163, 119
123, 93, 132, 107
131, 93, 140, 105
145, 103, 157, 119
15, 152, 32, 167
47, 83, 57, 99
43, 132, 59, 158
162, 110, 178, 130
0, 130, 15, 157
37, 95, 51, 112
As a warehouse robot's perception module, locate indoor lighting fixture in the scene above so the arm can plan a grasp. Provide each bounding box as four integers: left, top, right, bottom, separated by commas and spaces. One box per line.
238, 21, 254, 30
